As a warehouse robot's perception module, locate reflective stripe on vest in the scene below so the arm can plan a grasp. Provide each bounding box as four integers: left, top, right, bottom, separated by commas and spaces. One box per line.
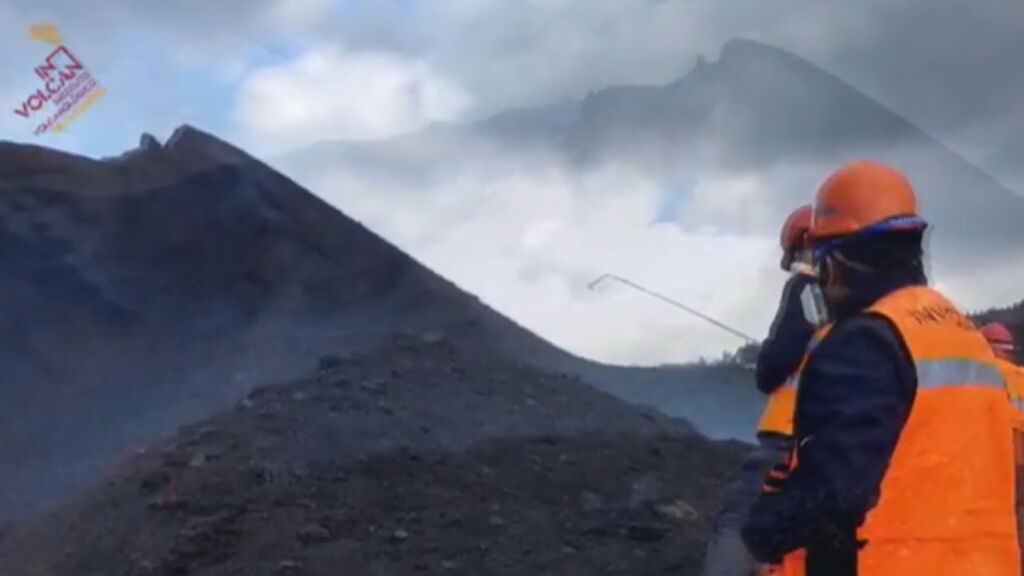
757, 327, 830, 436
781, 285, 1019, 576
915, 357, 1005, 389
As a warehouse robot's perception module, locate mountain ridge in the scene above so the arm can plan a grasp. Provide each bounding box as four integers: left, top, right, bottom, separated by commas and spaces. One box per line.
0, 125, 757, 523
280, 37, 1024, 267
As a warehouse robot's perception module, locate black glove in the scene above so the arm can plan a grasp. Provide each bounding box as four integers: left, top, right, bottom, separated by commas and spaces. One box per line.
805, 523, 865, 576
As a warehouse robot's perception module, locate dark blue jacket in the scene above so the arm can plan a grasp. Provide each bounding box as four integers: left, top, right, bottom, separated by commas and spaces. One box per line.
756, 271, 817, 395
742, 267, 921, 572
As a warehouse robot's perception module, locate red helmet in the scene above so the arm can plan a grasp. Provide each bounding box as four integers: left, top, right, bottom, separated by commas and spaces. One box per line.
981, 322, 1015, 359
780, 204, 813, 252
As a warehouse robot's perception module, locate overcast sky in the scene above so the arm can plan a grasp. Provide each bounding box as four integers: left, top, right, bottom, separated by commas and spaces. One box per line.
2, 0, 1023, 363
5, 0, 1024, 168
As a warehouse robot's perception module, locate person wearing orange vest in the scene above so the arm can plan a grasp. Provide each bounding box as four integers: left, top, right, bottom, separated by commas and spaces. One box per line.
983, 320, 1022, 370
742, 160, 1019, 575
756, 204, 819, 438
983, 321, 1024, 571
702, 205, 819, 576
982, 321, 1024, 420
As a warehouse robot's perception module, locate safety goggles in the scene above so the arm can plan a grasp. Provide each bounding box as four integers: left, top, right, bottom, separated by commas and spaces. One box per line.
811, 214, 928, 266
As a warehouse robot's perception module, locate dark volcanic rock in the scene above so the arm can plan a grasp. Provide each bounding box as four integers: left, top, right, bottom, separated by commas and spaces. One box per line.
1, 126, 709, 522
0, 338, 747, 576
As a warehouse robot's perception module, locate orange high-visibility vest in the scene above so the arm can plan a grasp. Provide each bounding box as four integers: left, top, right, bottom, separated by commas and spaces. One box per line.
757, 327, 830, 437
998, 360, 1024, 473
782, 286, 1019, 576
999, 359, 1024, 432
998, 358, 1024, 574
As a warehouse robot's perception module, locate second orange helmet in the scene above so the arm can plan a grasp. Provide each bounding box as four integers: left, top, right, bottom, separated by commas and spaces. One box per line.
780, 204, 813, 252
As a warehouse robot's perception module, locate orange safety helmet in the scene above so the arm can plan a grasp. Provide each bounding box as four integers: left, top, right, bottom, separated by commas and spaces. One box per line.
981, 321, 1016, 359
780, 204, 813, 252
809, 160, 927, 241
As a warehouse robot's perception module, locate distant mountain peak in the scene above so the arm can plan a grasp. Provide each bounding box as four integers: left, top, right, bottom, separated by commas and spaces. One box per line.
162, 124, 253, 167
138, 132, 162, 151
718, 37, 795, 64
164, 123, 209, 150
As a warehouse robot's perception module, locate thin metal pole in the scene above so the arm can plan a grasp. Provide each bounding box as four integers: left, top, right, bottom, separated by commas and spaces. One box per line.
587, 273, 758, 344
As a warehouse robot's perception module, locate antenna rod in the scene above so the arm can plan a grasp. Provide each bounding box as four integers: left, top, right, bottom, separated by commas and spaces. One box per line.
588, 273, 758, 344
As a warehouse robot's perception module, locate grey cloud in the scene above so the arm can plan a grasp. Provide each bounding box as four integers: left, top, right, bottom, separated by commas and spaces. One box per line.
13, 0, 1024, 166
782, 1, 1024, 189
275, 33, 1023, 316
8, 1, 1024, 200
331, 0, 1024, 191
6, 0, 285, 59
